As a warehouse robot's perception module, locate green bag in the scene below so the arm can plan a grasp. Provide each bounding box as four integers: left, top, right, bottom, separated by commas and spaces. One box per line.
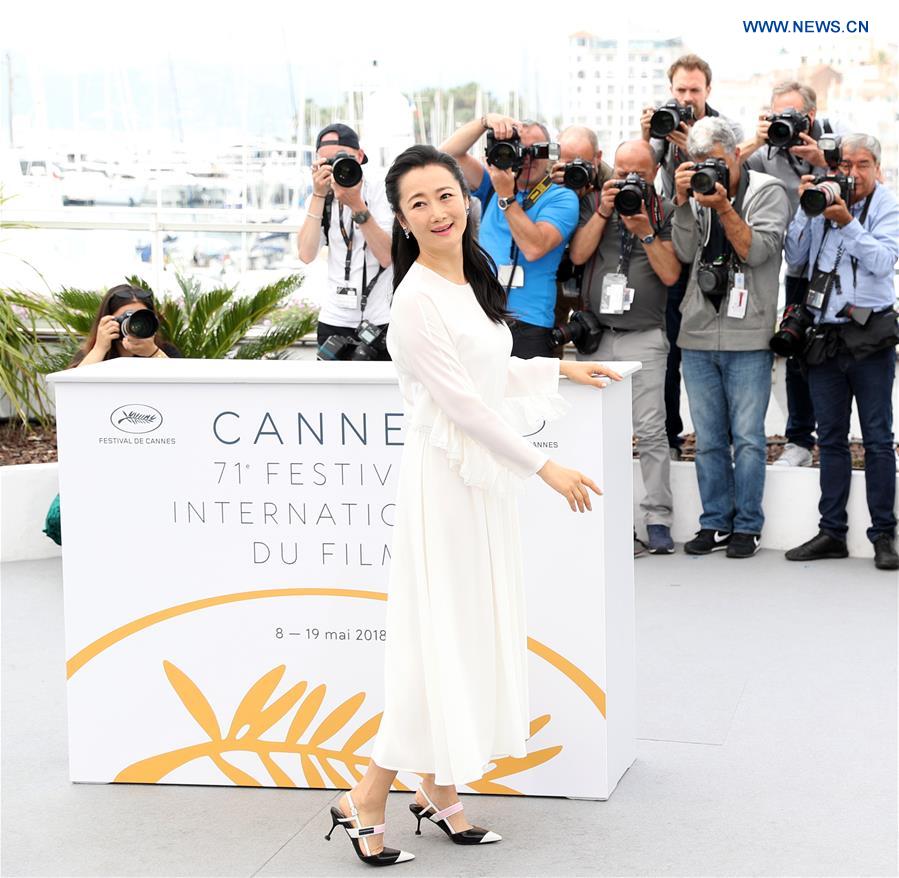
44, 494, 62, 546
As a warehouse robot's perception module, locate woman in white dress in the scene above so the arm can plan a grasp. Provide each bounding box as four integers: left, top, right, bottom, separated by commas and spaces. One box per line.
324, 145, 621, 866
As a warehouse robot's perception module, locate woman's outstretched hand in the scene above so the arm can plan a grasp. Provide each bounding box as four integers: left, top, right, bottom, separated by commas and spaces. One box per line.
537, 460, 601, 512
559, 361, 623, 387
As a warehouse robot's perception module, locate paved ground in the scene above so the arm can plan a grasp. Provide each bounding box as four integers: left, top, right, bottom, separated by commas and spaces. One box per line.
2, 553, 896, 877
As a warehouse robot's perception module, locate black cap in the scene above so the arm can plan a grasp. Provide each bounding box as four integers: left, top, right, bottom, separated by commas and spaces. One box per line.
315, 123, 368, 164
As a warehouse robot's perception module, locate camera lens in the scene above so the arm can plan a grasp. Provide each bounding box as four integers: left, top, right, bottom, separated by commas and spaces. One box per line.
490, 142, 518, 170
800, 180, 840, 217
697, 265, 727, 295
331, 156, 363, 188
614, 186, 644, 216
691, 169, 718, 196
563, 164, 591, 190
650, 108, 677, 138
767, 119, 794, 148
122, 310, 159, 339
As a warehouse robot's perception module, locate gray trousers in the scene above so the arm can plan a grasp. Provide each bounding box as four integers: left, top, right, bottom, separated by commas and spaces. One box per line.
578, 326, 673, 527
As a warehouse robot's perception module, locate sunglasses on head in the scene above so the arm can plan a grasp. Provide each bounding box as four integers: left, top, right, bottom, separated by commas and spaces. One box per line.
111, 289, 154, 304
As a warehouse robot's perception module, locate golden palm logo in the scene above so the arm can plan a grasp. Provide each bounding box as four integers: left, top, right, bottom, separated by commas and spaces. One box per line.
116, 662, 562, 795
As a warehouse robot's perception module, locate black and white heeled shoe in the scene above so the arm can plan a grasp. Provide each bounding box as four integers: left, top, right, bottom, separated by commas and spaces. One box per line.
324, 791, 415, 867
409, 785, 502, 845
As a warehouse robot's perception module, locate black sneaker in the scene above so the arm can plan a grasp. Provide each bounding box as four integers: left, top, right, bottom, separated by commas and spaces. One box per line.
873, 535, 899, 570
684, 529, 731, 555
726, 532, 761, 558
785, 531, 849, 562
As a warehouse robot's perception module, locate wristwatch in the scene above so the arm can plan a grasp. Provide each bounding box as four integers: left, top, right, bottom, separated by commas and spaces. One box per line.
641, 233, 656, 245
352, 208, 371, 225
497, 196, 516, 211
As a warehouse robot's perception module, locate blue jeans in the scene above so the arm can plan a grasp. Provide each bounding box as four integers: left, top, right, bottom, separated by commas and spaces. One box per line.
806, 347, 896, 542
682, 349, 773, 534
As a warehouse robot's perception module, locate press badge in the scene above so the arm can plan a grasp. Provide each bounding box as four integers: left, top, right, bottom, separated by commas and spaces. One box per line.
498, 265, 525, 288
335, 285, 360, 309
600, 273, 627, 314
727, 272, 748, 319
623, 287, 636, 310
805, 268, 833, 310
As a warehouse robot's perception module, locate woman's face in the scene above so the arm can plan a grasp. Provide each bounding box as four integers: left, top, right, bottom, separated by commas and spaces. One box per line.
397, 164, 469, 255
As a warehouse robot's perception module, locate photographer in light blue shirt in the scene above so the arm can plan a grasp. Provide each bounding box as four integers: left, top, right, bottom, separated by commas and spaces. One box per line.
783, 133, 899, 570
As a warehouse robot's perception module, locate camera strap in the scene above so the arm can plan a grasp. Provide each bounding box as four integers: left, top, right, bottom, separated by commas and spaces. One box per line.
337, 205, 356, 283
505, 174, 553, 292
811, 192, 874, 298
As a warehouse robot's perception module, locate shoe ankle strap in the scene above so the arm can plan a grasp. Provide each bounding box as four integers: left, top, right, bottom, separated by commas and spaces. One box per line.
417, 785, 464, 823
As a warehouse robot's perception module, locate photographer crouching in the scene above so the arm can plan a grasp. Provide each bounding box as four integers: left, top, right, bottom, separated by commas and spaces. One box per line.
440, 114, 579, 358
780, 134, 899, 570
567, 140, 681, 555
672, 117, 791, 558
298, 124, 394, 361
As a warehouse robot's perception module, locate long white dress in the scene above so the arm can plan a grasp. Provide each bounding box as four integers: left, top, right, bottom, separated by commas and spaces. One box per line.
370, 261, 568, 786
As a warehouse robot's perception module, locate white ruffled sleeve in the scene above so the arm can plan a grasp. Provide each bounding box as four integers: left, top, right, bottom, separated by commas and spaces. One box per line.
502, 356, 570, 434
390, 290, 548, 482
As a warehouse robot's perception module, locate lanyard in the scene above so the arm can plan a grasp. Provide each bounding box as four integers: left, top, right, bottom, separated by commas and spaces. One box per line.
811, 192, 874, 294
337, 205, 355, 283
507, 174, 553, 262
616, 189, 665, 276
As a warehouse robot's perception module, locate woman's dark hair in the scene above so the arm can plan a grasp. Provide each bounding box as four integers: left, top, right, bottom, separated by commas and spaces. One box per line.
384, 145, 508, 324
68, 284, 164, 368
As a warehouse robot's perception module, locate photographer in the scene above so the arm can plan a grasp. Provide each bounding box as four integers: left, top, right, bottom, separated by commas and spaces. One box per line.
69, 284, 181, 367
568, 140, 681, 554
741, 82, 841, 468
440, 115, 579, 358
641, 54, 743, 460
672, 117, 791, 558
782, 134, 899, 570
550, 126, 614, 350
298, 124, 393, 360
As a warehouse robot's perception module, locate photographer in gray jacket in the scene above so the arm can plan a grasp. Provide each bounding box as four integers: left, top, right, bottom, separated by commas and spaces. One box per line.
671, 117, 791, 558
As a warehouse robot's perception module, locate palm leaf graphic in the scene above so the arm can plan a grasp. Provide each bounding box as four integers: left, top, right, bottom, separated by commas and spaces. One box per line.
287, 684, 326, 742
227, 665, 286, 739
117, 664, 561, 794
163, 660, 221, 741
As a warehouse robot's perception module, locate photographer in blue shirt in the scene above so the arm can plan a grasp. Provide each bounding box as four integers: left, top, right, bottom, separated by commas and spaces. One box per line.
441, 114, 579, 357
782, 134, 899, 570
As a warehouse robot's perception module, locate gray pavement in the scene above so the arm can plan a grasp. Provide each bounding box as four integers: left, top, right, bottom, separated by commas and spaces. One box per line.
2, 553, 896, 877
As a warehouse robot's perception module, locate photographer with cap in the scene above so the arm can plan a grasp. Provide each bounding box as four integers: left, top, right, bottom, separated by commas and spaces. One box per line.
641, 54, 743, 461
671, 117, 791, 559
782, 134, 899, 570
440, 114, 579, 358
568, 140, 682, 556
741, 82, 843, 469
298, 123, 394, 360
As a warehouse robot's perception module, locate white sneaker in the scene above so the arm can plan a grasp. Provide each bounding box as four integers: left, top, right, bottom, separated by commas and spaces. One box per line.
773, 442, 813, 467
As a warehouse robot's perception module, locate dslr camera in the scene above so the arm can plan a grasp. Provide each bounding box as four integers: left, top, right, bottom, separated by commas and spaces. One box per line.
318, 320, 387, 361
688, 158, 730, 197
800, 174, 855, 217
696, 257, 730, 297
323, 151, 363, 188
551, 310, 603, 355
766, 108, 810, 149
650, 100, 694, 138
485, 130, 560, 172
769, 303, 815, 357
562, 158, 596, 190
115, 309, 159, 339
611, 173, 649, 216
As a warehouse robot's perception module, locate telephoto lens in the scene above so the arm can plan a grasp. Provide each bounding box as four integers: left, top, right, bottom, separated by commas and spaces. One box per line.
116, 309, 159, 339
799, 176, 853, 217
689, 159, 730, 197
766, 109, 809, 149
485, 131, 523, 171
328, 152, 363, 188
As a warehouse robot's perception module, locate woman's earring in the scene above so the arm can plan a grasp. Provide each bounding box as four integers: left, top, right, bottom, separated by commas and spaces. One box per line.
402, 227, 410, 239
465, 206, 470, 215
